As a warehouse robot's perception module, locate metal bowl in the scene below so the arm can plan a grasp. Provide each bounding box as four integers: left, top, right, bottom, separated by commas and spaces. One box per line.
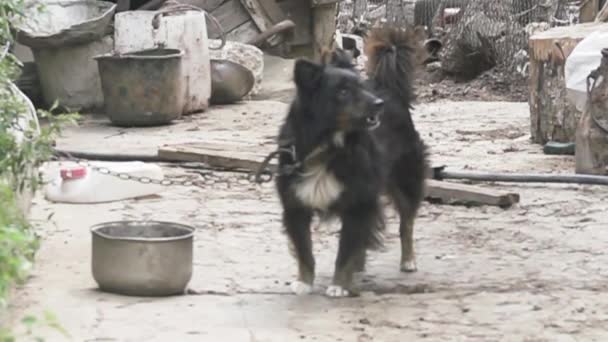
91, 221, 194, 296
210, 59, 255, 105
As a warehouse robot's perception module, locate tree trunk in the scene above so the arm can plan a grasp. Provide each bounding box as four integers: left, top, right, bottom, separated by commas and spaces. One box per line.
528, 23, 608, 144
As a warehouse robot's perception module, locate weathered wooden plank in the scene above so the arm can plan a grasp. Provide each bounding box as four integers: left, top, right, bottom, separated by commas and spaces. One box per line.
209, 0, 251, 37
225, 21, 260, 43
257, 0, 287, 23
239, 0, 285, 45
311, 0, 342, 7
188, 0, 226, 12
158, 142, 275, 171
240, 0, 271, 31
425, 180, 520, 207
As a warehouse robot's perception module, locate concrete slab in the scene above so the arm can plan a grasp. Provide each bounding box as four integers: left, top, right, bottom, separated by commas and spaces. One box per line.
5, 100, 608, 341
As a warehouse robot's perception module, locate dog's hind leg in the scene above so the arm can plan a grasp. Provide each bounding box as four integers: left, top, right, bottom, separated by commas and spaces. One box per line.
328, 205, 381, 297
391, 189, 418, 273
283, 206, 315, 295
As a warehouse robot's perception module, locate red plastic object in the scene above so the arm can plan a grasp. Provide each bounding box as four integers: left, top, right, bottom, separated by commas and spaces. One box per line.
60, 166, 87, 180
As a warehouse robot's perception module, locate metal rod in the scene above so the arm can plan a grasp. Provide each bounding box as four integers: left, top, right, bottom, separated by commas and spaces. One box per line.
437, 170, 608, 186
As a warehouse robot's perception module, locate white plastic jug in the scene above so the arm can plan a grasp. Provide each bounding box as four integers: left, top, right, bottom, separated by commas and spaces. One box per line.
565, 30, 608, 111
44, 161, 165, 204
113, 9, 212, 114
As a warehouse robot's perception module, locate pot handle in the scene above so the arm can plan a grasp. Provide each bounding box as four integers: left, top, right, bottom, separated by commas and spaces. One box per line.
151, 3, 226, 50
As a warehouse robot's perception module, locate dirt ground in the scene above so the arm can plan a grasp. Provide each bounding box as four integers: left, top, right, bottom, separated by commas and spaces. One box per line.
416, 68, 530, 103
4, 93, 608, 341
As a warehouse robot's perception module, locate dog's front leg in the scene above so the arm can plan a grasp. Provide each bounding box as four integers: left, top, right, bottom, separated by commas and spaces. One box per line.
328, 208, 378, 298
283, 206, 315, 295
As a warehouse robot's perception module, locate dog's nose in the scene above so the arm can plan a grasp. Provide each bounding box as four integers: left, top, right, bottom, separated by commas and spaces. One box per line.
373, 98, 384, 111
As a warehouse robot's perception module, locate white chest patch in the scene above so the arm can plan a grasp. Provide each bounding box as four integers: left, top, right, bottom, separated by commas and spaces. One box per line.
294, 164, 343, 210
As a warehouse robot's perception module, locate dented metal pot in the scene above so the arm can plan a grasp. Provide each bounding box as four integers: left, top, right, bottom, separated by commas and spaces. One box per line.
91, 220, 194, 296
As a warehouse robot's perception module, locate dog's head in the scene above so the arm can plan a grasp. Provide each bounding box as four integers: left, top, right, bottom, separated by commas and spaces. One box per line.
293, 50, 384, 136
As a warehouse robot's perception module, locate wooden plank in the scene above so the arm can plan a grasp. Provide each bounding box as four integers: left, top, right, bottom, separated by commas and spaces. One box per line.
158, 142, 275, 171
257, 0, 287, 23
225, 21, 260, 43
240, 0, 272, 31
209, 0, 251, 37
425, 180, 520, 208
239, 0, 283, 45
311, 0, 341, 7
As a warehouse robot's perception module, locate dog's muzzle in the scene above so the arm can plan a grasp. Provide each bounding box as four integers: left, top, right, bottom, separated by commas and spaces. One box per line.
366, 98, 384, 130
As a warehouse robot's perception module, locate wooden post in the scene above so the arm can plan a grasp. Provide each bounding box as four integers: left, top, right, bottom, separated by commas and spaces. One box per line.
528, 23, 608, 144
312, 0, 340, 62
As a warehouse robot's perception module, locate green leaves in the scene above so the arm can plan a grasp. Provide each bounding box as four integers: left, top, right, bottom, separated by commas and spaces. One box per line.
0, 0, 77, 331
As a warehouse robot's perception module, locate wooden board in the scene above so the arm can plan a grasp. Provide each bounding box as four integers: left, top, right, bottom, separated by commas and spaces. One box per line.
158, 143, 519, 207
197, 0, 227, 12
239, 0, 286, 46
225, 21, 260, 43
209, 0, 252, 38
528, 22, 608, 144
425, 180, 520, 208
158, 142, 276, 171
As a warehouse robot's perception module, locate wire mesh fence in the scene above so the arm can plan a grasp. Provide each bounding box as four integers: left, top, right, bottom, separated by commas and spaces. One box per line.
338, 0, 581, 78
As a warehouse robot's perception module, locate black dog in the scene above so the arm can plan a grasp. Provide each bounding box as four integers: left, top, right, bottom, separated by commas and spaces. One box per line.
274, 26, 428, 297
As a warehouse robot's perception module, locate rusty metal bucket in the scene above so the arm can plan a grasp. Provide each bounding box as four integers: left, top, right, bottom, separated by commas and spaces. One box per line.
95, 48, 185, 127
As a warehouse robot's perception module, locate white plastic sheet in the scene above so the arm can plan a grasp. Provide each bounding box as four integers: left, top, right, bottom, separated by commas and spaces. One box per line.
565, 30, 608, 111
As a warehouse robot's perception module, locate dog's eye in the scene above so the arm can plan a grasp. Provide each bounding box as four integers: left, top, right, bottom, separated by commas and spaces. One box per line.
338, 88, 349, 98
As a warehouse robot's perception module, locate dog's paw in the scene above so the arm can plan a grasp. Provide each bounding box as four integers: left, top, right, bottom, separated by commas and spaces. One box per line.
400, 260, 418, 273
325, 285, 350, 298
290, 280, 313, 295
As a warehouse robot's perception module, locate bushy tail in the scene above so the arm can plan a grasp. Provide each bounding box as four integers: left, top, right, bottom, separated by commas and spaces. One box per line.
365, 26, 419, 107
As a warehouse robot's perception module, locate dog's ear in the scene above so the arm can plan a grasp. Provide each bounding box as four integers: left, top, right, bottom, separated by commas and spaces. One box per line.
294, 59, 323, 91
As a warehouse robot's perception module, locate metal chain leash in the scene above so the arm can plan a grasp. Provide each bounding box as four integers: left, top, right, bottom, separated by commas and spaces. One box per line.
52, 148, 296, 188
53, 151, 206, 188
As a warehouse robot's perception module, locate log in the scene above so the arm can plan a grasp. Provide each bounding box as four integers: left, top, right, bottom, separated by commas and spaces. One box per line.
528, 23, 608, 144
425, 180, 520, 208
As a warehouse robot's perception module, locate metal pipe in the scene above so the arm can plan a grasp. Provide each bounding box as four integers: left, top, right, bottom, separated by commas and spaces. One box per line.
436, 170, 608, 186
